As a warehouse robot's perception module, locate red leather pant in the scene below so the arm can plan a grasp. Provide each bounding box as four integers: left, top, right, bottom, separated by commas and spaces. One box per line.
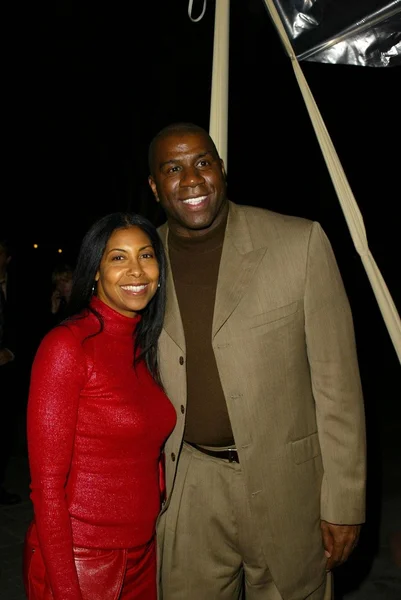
23, 522, 157, 600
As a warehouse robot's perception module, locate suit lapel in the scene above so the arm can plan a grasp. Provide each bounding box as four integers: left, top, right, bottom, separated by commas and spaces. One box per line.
159, 224, 186, 352
159, 202, 267, 345
212, 203, 267, 338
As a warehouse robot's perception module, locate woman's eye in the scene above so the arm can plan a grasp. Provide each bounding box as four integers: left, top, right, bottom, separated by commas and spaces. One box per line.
141, 253, 154, 259
111, 255, 124, 261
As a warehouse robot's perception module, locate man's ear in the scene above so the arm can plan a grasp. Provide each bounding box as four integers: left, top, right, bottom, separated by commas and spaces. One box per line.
148, 176, 160, 203
220, 159, 227, 180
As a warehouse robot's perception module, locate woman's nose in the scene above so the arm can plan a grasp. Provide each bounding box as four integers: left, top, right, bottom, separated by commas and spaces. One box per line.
128, 262, 143, 277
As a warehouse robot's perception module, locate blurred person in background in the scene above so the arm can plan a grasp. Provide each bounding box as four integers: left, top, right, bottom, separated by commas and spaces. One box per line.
49, 262, 74, 326
28, 262, 75, 360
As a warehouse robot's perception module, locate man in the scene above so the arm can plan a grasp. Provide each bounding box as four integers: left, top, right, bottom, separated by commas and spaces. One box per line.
148, 122, 366, 600
0, 237, 21, 505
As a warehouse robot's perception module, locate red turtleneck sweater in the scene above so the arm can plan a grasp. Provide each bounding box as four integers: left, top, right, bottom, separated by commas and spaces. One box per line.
27, 296, 176, 599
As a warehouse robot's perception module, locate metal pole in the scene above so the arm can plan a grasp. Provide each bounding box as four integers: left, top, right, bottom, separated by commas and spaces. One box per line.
209, 0, 230, 171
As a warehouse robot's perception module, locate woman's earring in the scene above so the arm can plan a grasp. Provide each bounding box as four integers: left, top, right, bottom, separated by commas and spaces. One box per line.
91, 282, 96, 295
157, 282, 161, 288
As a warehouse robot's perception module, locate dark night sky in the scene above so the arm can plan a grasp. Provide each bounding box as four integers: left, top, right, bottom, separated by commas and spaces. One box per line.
5, 1, 400, 366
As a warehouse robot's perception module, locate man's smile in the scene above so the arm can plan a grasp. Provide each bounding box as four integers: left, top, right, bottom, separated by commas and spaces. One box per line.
182, 195, 208, 206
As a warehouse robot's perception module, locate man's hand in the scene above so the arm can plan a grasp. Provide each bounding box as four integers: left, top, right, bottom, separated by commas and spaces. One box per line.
320, 520, 361, 571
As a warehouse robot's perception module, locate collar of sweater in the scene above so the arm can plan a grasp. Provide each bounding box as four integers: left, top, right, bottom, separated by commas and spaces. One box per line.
88, 295, 140, 336
168, 212, 227, 254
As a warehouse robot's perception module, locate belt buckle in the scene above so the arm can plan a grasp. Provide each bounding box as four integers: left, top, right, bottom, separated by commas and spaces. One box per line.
227, 449, 237, 463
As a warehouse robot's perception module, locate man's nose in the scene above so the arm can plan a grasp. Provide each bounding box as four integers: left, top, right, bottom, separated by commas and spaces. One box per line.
181, 167, 204, 186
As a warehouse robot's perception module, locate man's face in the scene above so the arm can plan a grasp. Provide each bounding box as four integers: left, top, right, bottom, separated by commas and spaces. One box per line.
148, 131, 228, 238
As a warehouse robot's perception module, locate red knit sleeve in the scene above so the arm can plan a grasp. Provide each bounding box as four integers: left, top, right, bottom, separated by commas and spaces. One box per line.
27, 325, 87, 599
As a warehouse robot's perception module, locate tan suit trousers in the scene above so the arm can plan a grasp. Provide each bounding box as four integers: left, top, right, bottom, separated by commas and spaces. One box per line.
161, 443, 332, 600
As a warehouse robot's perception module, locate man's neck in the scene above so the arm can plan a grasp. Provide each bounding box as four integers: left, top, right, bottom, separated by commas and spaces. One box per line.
168, 201, 229, 240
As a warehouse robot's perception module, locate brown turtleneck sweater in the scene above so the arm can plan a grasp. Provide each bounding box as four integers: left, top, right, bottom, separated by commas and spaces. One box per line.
168, 217, 235, 447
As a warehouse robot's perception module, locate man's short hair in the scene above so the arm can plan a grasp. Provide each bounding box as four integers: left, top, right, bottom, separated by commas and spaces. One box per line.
148, 122, 219, 175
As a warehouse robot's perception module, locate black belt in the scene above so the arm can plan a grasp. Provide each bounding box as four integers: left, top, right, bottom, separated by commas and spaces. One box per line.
188, 443, 239, 463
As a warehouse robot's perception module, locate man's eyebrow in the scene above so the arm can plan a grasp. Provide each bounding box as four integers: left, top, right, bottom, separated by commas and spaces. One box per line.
159, 159, 179, 170
159, 151, 214, 170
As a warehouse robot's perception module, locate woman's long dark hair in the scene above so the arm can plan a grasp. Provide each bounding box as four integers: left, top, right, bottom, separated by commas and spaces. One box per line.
66, 212, 167, 386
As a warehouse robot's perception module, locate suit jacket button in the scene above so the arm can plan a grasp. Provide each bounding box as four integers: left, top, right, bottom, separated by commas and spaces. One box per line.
171, 453, 176, 461
179, 356, 184, 365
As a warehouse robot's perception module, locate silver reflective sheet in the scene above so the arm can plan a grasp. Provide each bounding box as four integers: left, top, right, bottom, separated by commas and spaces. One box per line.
267, 0, 401, 66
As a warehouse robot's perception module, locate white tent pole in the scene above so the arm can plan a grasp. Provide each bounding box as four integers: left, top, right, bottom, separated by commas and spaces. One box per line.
209, 0, 230, 171
262, 0, 401, 364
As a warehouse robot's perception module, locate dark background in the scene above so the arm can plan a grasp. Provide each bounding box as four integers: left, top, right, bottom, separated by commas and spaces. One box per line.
9, 1, 397, 359
3, 1, 400, 594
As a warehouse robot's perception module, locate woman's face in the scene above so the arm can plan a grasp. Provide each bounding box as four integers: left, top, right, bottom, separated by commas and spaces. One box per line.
95, 226, 160, 318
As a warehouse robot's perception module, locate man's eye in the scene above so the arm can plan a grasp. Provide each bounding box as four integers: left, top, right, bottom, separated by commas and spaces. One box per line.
197, 160, 209, 167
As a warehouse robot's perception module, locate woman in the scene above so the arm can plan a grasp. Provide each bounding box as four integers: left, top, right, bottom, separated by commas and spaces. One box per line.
23, 212, 176, 600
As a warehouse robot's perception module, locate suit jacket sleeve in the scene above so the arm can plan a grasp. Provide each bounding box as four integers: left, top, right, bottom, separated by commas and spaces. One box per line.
304, 222, 366, 524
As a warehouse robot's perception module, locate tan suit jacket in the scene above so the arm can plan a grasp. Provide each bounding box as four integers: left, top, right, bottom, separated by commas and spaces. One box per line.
157, 201, 366, 599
